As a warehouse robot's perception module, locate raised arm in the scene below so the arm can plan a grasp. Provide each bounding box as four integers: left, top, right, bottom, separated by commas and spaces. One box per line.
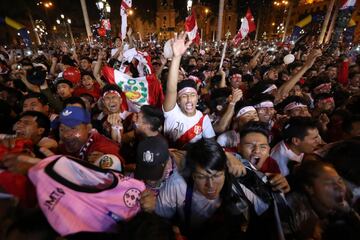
163, 32, 192, 112
275, 48, 322, 103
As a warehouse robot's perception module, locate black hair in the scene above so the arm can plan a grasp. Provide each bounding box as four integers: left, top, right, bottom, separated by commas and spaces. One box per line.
119, 212, 175, 240
313, 92, 334, 104
19, 111, 50, 137
324, 139, 360, 185
276, 95, 309, 114
177, 79, 197, 93
23, 92, 49, 106
282, 117, 318, 144
240, 121, 270, 141
309, 75, 331, 91
248, 80, 275, 98
292, 160, 335, 192
184, 138, 227, 179
342, 114, 360, 134
101, 84, 123, 96
80, 56, 92, 63
251, 93, 275, 106
63, 96, 87, 110
140, 105, 164, 132
234, 100, 254, 117
79, 93, 96, 104
81, 70, 95, 79
55, 78, 74, 88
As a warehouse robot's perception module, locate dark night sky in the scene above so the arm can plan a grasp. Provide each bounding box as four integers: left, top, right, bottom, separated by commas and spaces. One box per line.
0, 0, 257, 30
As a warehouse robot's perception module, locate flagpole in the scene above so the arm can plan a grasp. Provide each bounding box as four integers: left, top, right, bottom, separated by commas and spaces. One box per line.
80, 0, 92, 41
219, 31, 230, 70
324, 2, 340, 44
318, 0, 336, 44
255, 11, 261, 41
216, 0, 225, 41
282, 2, 293, 42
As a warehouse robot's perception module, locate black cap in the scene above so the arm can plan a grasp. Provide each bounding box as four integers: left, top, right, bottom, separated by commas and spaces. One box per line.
135, 135, 169, 181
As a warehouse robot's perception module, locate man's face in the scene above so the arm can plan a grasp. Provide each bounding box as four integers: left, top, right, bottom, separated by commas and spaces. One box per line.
57, 83, 73, 99
81, 75, 94, 90
268, 69, 278, 81
230, 74, 242, 89
80, 59, 91, 71
237, 110, 259, 130
135, 111, 149, 135
257, 106, 276, 124
308, 166, 346, 213
327, 67, 337, 80
192, 165, 225, 200
296, 128, 321, 154
103, 92, 122, 113
350, 74, 360, 88
23, 98, 48, 114
288, 106, 311, 117
59, 123, 89, 154
239, 132, 270, 170
177, 92, 198, 116
315, 99, 335, 114
13, 115, 43, 142
189, 58, 196, 66
350, 121, 360, 137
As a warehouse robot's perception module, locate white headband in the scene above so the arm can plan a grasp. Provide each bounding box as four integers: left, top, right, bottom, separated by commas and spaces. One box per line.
254, 101, 274, 109
284, 102, 307, 112
178, 87, 197, 97
262, 84, 277, 94
236, 106, 256, 118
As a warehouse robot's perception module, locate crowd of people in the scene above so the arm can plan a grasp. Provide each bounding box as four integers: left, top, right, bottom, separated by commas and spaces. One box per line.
0, 28, 360, 240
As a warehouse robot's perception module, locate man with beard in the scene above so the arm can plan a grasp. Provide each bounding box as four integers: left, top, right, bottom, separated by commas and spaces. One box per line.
58, 106, 124, 168
163, 32, 215, 149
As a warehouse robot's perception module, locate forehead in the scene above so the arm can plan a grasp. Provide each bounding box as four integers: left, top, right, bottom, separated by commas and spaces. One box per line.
57, 83, 71, 88
18, 115, 37, 123
24, 97, 42, 105
194, 165, 222, 175
305, 128, 319, 137
241, 132, 268, 144
103, 92, 120, 99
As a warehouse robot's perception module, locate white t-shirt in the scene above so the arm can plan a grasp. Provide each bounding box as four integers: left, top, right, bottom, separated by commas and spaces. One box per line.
163, 104, 215, 145
270, 140, 304, 176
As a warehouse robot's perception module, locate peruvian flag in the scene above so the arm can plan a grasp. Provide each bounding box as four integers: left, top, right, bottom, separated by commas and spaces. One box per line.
102, 66, 164, 112
185, 11, 200, 45
340, 0, 356, 9
121, 0, 132, 40
232, 8, 256, 45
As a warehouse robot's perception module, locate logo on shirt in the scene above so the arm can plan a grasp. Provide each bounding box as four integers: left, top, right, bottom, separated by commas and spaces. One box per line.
44, 188, 65, 211
143, 150, 154, 163
62, 110, 72, 116
99, 155, 114, 168
194, 125, 202, 135
124, 188, 141, 208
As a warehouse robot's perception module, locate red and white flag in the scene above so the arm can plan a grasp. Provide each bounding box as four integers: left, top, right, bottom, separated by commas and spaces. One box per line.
340, 0, 356, 9
102, 66, 164, 112
185, 11, 200, 45
232, 8, 256, 45
121, 0, 132, 40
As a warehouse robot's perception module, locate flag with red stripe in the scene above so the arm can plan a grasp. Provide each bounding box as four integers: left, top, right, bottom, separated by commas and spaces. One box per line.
232, 8, 256, 45
102, 66, 164, 112
185, 11, 200, 45
340, 0, 356, 9
120, 0, 132, 40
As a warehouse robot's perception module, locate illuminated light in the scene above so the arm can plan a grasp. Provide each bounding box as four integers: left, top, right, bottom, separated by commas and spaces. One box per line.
272, 22, 275, 26
60, 14, 64, 19
56, 19, 60, 24
129, 9, 134, 15
67, 18, 71, 24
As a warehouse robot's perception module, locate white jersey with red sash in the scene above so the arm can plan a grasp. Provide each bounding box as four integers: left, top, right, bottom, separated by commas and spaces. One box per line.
163, 104, 215, 148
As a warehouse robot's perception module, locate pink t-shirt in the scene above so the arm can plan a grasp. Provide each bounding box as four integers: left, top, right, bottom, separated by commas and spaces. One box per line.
28, 155, 145, 236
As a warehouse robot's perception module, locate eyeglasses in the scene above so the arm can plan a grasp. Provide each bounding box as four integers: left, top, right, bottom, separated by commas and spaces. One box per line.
193, 171, 224, 182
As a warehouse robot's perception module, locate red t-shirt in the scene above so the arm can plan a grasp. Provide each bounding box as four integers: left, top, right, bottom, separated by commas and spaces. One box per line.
73, 82, 101, 100
259, 157, 281, 174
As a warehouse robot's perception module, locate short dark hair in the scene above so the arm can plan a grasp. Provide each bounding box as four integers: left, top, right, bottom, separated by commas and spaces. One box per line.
324, 139, 360, 185
23, 92, 49, 106
240, 121, 270, 141
282, 117, 318, 144
140, 105, 164, 132
292, 160, 335, 192
185, 138, 227, 178
20, 111, 50, 137
101, 84, 122, 96
80, 56, 92, 63
276, 96, 309, 114
313, 92, 334, 104
342, 114, 360, 134
63, 96, 87, 109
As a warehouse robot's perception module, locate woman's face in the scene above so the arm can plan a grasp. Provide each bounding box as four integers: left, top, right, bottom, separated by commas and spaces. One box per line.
307, 166, 347, 214
192, 165, 225, 200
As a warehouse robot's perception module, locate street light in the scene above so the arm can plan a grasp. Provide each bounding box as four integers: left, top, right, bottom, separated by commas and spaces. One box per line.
67, 18, 71, 24
56, 14, 75, 46
129, 9, 134, 16
105, 3, 111, 13
96, 0, 106, 10
60, 14, 64, 19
